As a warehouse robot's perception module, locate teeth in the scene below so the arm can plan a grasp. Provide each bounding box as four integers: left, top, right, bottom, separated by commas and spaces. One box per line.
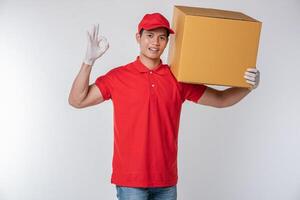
149, 48, 159, 51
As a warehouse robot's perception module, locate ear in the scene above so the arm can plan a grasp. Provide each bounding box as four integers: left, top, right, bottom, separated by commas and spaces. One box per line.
136, 32, 141, 43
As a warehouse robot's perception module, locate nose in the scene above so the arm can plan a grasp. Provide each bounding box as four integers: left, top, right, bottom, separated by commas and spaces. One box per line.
152, 36, 160, 46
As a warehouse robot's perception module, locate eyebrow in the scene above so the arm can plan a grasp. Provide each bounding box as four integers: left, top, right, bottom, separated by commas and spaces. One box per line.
145, 31, 167, 36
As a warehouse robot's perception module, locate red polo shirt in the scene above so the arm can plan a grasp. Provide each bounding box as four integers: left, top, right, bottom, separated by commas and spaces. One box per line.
95, 56, 206, 187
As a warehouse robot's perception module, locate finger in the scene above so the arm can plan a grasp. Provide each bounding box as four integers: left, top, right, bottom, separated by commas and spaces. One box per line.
100, 36, 108, 46
244, 75, 255, 81
90, 26, 93, 40
245, 71, 256, 77
246, 80, 255, 85
247, 68, 258, 73
100, 41, 109, 52
92, 24, 96, 40
97, 35, 104, 44
96, 24, 99, 39
98, 35, 106, 42
97, 35, 104, 46
86, 31, 92, 43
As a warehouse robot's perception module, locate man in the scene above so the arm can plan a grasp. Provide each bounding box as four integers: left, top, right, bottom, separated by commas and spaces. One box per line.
68, 13, 260, 200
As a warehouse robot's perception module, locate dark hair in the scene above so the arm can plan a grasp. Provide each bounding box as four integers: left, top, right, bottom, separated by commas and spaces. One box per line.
139, 28, 170, 37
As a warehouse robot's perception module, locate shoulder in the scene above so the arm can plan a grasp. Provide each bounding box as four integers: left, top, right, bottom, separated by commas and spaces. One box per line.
104, 62, 132, 77
106, 65, 126, 75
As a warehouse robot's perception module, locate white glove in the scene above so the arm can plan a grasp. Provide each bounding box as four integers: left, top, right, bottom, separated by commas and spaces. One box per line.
244, 68, 260, 90
83, 24, 109, 66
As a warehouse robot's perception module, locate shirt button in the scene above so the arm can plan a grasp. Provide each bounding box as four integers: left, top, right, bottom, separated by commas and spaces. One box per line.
150, 71, 153, 74
151, 84, 155, 87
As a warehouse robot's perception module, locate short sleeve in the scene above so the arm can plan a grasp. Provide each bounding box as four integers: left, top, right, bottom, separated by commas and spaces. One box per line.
95, 72, 113, 101
179, 82, 207, 103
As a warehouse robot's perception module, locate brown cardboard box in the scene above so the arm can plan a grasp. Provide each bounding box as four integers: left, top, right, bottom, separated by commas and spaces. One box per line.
167, 5, 262, 88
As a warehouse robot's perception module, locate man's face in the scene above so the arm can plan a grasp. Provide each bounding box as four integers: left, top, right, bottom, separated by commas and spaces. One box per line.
136, 28, 169, 60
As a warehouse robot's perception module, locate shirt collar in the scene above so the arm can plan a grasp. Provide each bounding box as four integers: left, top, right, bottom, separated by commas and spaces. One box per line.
132, 56, 169, 75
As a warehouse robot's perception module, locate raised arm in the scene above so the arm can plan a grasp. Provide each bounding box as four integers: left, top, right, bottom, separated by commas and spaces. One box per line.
68, 63, 104, 108
68, 24, 109, 108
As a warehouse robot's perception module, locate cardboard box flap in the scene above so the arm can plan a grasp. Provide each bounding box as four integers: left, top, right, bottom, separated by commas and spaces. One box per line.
175, 5, 259, 22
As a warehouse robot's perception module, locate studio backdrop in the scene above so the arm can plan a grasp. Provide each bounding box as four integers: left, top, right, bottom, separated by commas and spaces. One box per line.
0, 0, 299, 200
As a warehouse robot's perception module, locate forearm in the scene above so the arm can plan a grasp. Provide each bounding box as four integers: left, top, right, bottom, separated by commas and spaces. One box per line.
68, 63, 93, 106
220, 87, 251, 107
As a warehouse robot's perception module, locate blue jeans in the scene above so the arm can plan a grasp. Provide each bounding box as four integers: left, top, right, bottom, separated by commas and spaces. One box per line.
115, 185, 177, 200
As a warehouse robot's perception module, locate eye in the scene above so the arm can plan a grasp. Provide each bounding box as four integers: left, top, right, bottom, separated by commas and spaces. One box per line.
147, 34, 153, 38
160, 36, 166, 41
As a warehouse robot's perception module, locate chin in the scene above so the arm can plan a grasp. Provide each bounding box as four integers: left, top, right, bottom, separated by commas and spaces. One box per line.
148, 55, 161, 60
145, 53, 162, 60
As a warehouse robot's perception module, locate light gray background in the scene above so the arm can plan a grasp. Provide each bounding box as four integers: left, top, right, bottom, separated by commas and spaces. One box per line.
0, 0, 299, 200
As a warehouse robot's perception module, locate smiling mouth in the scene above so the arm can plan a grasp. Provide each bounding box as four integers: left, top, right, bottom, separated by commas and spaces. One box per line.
148, 47, 159, 53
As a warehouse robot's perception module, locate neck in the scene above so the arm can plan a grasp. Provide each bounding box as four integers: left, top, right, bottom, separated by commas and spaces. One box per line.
139, 54, 161, 70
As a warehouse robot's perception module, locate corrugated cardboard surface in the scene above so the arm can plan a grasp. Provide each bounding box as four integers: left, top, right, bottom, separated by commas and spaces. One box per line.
167, 5, 262, 88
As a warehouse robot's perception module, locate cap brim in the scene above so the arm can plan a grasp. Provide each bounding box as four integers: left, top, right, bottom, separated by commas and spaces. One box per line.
143, 25, 175, 34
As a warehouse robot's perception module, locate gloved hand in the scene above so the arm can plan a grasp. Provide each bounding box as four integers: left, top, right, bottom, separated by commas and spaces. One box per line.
244, 68, 260, 90
83, 24, 109, 66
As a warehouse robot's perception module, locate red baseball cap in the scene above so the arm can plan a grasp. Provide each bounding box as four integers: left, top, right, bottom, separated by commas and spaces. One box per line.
138, 13, 175, 34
